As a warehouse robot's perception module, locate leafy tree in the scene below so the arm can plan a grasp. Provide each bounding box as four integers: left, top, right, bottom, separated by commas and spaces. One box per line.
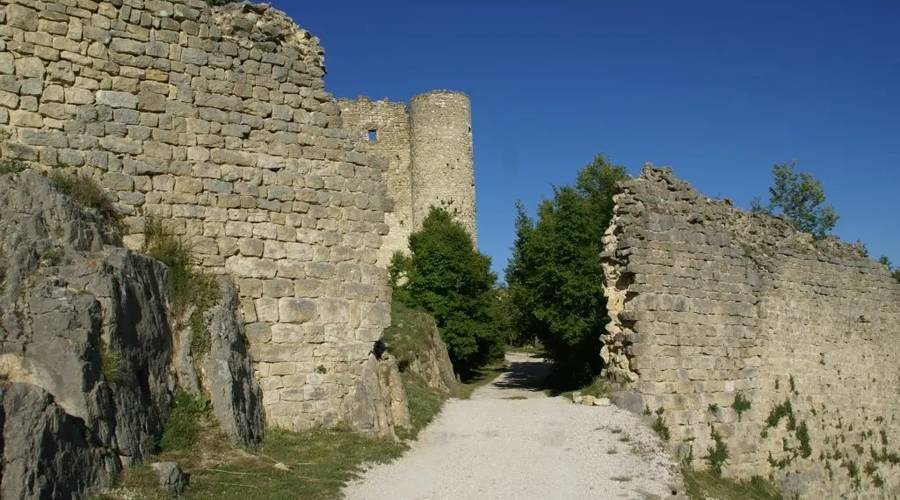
390, 208, 503, 373
879, 256, 900, 284
752, 162, 838, 238
506, 154, 627, 385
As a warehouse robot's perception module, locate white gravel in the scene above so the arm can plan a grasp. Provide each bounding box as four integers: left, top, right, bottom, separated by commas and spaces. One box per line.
343, 353, 684, 500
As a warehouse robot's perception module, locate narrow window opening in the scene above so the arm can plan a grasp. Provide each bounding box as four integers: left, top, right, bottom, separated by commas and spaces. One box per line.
367, 129, 377, 143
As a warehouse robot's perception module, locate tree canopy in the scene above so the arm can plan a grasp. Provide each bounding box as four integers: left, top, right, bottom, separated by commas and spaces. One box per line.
390, 208, 504, 373
506, 154, 627, 385
752, 162, 838, 238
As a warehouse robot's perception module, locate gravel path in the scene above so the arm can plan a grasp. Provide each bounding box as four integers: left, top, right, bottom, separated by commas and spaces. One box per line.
343, 353, 683, 500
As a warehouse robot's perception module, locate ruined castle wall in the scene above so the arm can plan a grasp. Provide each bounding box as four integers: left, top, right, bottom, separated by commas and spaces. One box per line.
602, 167, 900, 498
337, 97, 413, 266
409, 91, 476, 240
0, 0, 403, 435
339, 90, 478, 262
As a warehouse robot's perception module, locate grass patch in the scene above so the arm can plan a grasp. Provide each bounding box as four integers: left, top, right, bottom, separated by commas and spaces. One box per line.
48, 170, 120, 225
0, 158, 26, 175
143, 218, 219, 360
160, 391, 210, 452
101, 425, 405, 500
682, 469, 783, 500
396, 372, 447, 440
99, 340, 120, 384
382, 300, 440, 370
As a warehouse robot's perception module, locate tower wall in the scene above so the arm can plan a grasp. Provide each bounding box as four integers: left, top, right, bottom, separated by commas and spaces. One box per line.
337, 98, 413, 266
409, 91, 477, 242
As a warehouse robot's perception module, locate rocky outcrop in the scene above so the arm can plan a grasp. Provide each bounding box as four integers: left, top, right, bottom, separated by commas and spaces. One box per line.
0, 170, 263, 498
384, 301, 457, 394
0, 383, 115, 500
0, 171, 174, 471
601, 166, 900, 498
174, 279, 264, 447
348, 353, 410, 437
406, 320, 457, 394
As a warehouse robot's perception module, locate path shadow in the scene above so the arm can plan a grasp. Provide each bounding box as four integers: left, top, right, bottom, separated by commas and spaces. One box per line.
491, 356, 554, 393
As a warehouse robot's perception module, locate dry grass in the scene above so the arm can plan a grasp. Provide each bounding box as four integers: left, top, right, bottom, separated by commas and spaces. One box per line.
682, 468, 783, 500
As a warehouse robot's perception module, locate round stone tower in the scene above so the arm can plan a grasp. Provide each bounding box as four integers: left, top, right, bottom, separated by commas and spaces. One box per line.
409, 90, 477, 243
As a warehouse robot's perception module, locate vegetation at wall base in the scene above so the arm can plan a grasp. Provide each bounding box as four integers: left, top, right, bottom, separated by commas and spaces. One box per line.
382, 300, 437, 371
682, 468, 783, 500
143, 217, 219, 360
99, 426, 405, 500
506, 154, 627, 387
159, 390, 211, 452
396, 372, 447, 440
389, 207, 504, 374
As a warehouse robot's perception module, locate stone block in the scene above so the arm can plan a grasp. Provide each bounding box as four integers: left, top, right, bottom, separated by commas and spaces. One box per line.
16, 57, 45, 79
6, 4, 39, 31
96, 90, 138, 109
279, 298, 317, 324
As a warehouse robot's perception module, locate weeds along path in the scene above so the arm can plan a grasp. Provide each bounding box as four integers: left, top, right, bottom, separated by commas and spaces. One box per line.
343, 352, 683, 500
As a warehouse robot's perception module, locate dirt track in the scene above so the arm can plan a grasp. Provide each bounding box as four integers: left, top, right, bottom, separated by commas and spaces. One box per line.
343, 352, 683, 500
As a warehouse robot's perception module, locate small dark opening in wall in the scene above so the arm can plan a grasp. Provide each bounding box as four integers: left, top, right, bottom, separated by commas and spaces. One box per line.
367, 129, 377, 142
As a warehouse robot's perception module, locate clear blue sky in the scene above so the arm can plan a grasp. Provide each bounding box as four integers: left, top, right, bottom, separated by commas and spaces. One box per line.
273, 0, 900, 276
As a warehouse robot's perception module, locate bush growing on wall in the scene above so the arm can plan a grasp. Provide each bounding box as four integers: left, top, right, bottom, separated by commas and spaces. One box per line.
390, 208, 504, 374
506, 154, 627, 385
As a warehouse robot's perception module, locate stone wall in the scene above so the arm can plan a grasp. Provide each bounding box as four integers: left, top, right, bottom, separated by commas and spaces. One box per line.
0, 0, 404, 435
601, 166, 900, 498
339, 90, 477, 265
337, 97, 413, 266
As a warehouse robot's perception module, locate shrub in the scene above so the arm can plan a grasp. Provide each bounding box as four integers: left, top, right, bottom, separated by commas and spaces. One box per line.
797, 421, 812, 458
160, 390, 209, 451
99, 340, 120, 384
766, 398, 793, 428
706, 429, 729, 477
652, 408, 671, 441
0, 159, 26, 175
391, 207, 503, 373
731, 392, 751, 421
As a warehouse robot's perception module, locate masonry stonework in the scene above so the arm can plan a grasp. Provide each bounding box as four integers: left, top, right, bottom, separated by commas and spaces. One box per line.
339, 90, 476, 265
0, 0, 412, 435
602, 166, 900, 498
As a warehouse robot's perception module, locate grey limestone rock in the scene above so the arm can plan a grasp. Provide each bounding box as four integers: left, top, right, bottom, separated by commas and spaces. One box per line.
0, 383, 115, 500
150, 461, 189, 495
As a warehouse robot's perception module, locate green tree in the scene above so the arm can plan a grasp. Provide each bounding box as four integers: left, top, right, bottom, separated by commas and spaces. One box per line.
752, 162, 838, 238
391, 208, 503, 373
879, 256, 900, 284
506, 154, 627, 385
